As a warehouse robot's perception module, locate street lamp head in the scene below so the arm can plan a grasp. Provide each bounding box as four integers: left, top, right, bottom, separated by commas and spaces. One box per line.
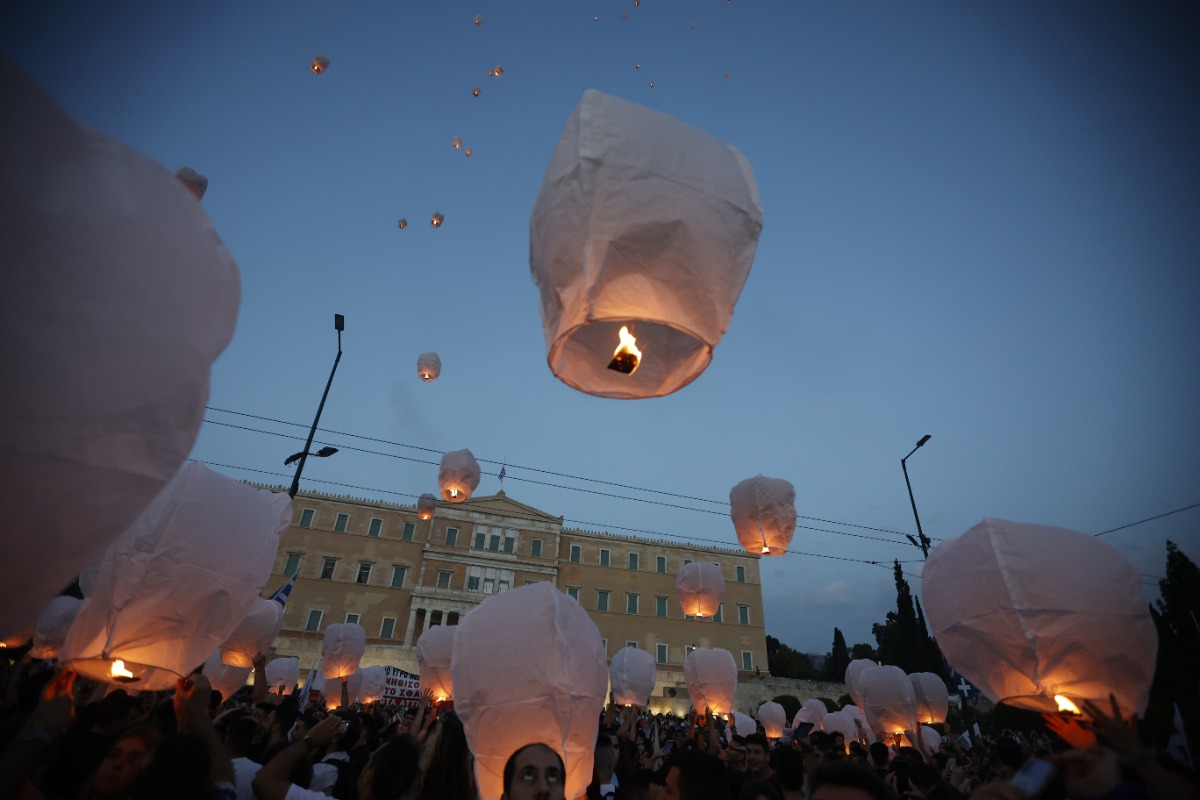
316, 446, 339, 458
284, 452, 304, 467
916, 434, 931, 447
334, 314, 345, 332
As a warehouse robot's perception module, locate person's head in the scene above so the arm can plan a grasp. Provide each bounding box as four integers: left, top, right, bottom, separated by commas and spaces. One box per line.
128, 734, 212, 800
502, 743, 566, 800
744, 734, 771, 775
721, 737, 747, 771
594, 733, 617, 780
771, 746, 805, 791
223, 715, 257, 756
416, 712, 473, 800
808, 760, 896, 800
810, 732, 833, 754
869, 742, 889, 768
87, 727, 159, 800
360, 735, 420, 800
662, 750, 728, 800
831, 732, 846, 752
738, 780, 785, 800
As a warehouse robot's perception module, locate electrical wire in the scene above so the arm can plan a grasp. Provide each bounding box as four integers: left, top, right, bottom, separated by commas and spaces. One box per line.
1093, 503, 1200, 537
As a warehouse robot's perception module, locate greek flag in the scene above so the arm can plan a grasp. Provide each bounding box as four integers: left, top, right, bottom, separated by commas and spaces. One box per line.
268, 568, 299, 609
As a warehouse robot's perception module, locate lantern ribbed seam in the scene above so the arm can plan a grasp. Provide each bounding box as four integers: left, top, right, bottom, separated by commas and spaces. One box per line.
990, 522, 1043, 698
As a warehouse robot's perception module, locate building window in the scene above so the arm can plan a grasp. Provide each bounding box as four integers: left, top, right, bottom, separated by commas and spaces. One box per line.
738, 605, 750, 625
686, 645, 695, 657
402, 522, 415, 542
715, 603, 724, 623
601, 638, 608, 653
599, 549, 610, 567
532, 539, 543, 557
742, 651, 753, 670
626, 593, 639, 615
628, 552, 639, 570
334, 513, 349, 533
736, 565, 746, 583
655, 596, 667, 618
368, 518, 383, 537
656, 643, 668, 664
437, 571, 451, 589
345, 612, 360, 625
489, 533, 501, 553
626, 641, 637, 649
299, 509, 315, 528
468, 576, 480, 591
656, 555, 666, 574
483, 578, 495, 594
380, 618, 396, 639
305, 610, 323, 632
597, 591, 610, 612
683, 558, 692, 566
445, 527, 458, 546
503, 532, 515, 554
498, 580, 510, 592
567, 586, 580, 601
390, 566, 407, 588
474, 532, 486, 550
569, 544, 581, 563
284, 553, 301, 576
356, 562, 372, 585
320, 557, 337, 580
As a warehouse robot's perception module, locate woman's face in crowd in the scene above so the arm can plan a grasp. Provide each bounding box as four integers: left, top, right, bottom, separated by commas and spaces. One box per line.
93, 736, 151, 797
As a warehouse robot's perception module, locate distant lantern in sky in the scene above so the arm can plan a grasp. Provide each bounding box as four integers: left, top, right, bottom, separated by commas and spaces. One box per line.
922, 518, 1157, 715
397, 218, 408, 229
175, 167, 208, 200
417, 352, 442, 382
472, 87, 481, 97
417, 493, 438, 521
648, 82, 654, 88
1, 65, 240, 640
683, 647, 737, 715
530, 90, 762, 399
474, 14, 482, 25
610, 645, 656, 706
452, 136, 462, 149
439, 449, 481, 502
417, 624, 456, 701
464, 148, 473, 157
311, 54, 329, 74
758, 701, 787, 739
729, 475, 796, 556
910, 672, 949, 725
430, 212, 445, 228
635, 63, 640, 69
675, 562, 725, 617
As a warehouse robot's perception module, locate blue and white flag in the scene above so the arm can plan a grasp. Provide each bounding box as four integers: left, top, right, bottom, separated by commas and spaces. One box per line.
943, 657, 981, 705
268, 568, 299, 609
498, 466, 507, 482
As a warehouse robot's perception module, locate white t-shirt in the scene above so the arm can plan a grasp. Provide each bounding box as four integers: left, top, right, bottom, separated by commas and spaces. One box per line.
231, 757, 261, 800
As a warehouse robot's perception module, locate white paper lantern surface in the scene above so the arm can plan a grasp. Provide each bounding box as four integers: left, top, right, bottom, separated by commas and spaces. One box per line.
221, 598, 283, 668
822, 711, 857, 750
844, 659, 876, 709
530, 89, 763, 399
910, 672, 949, 725
417, 624, 457, 701
609, 645, 657, 706
757, 701, 787, 738
923, 518, 1157, 714
731, 712, 757, 737
322, 623, 367, 680
452, 582, 608, 800
348, 665, 387, 703
417, 352, 442, 382
729, 476, 796, 556
417, 493, 438, 521
860, 665, 917, 736
793, 698, 827, 731
683, 648, 738, 715
29, 596, 82, 660
438, 449, 481, 502
675, 562, 725, 617
266, 656, 300, 692
204, 650, 251, 701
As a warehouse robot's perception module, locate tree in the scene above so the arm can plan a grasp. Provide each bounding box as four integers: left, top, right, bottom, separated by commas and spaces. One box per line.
1146, 540, 1200, 749
766, 635, 817, 679
824, 627, 850, 680
850, 642, 878, 662
872, 561, 945, 677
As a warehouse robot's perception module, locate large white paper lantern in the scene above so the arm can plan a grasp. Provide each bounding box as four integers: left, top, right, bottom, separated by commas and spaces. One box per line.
793, 698, 827, 731
204, 650, 251, 701
918, 725, 941, 753
417, 493, 438, 521
266, 656, 300, 693
29, 596, 82, 660
683, 648, 738, 715
322, 623, 366, 680
729, 476, 796, 556
416, 624, 456, 702
757, 701, 787, 739
417, 352, 442, 382
844, 659, 876, 709
910, 673, 949, 725
348, 666, 387, 703
452, 582, 607, 800
923, 518, 1157, 715
731, 712, 757, 737
675, 562, 725, 617
822, 711, 857, 751
860, 665, 917, 737
439, 449, 481, 502
60, 463, 290, 690
0, 62, 240, 638
609, 646, 656, 706
842, 704, 876, 745
221, 598, 283, 668
529, 89, 763, 399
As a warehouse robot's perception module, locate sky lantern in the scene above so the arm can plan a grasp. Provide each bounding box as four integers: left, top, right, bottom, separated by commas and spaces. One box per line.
474, 14, 482, 25
529, 89, 762, 399
793, 698, 827, 730
348, 665, 387, 703
922, 518, 1157, 715
675, 562, 725, 617
417, 352, 442, 382
322, 623, 366, 681
397, 218, 407, 229
60, 463, 291, 690
452, 136, 462, 149
174, 166, 208, 200
609, 645, 656, 706
757, 701, 787, 739
472, 87, 481, 97
416, 624, 456, 702
910, 672, 949, 725
0, 65, 240, 641
29, 596, 82, 660
842, 704, 876, 744
860, 665, 917, 737
917, 725, 941, 752
731, 712, 757, 737
729, 475, 796, 556
464, 148, 473, 157
431, 212, 445, 228
439, 449, 481, 502
204, 650, 251, 701
266, 656, 300, 693
221, 598, 283, 668
683, 647, 737, 715
844, 659, 875, 708
822, 711, 857, 750
417, 493, 438, 521
311, 54, 329, 74
452, 582, 607, 800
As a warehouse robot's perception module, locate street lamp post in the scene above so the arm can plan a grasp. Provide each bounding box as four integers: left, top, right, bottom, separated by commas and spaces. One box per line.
901, 434, 932, 558
287, 314, 344, 498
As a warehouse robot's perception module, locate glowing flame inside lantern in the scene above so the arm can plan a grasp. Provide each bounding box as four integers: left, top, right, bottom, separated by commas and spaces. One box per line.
449, 488, 459, 499
607, 326, 642, 375
110, 660, 135, 681
397, 218, 407, 229
436, 694, 447, 702
1054, 695, 1082, 715
431, 213, 445, 228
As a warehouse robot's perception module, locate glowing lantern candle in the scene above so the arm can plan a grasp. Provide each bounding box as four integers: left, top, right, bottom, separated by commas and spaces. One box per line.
417, 493, 438, 521
204, 650, 251, 701
609, 645, 656, 706
266, 656, 300, 693
322, 623, 366, 681
439, 449, 481, 502
730, 475, 796, 556
757, 701, 787, 738
174, 166, 208, 200
417, 352, 442, 382
675, 562, 725, 617
61, 463, 291, 689
0, 67, 239, 640
29, 596, 82, 660
221, 598, 283, 668
683, 647, 737, 715
860, 665, 917, 737
452, 582, 608, 800
431, 212, 445, 228
416, 624, 456, 702
922, 518, 1157, 714
731, 712, 756, 737
474, 15, 482, 25
452, 136, 462, 149
910, 672, 949, 725
311, 54, 329, 74
530, 90, 762, 399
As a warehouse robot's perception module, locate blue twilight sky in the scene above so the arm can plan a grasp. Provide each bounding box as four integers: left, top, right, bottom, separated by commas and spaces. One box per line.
5, 1, 1198, 654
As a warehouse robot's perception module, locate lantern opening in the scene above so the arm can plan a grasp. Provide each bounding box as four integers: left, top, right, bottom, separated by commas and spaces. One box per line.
607, 326, 642, 375
1054, 695, 1082, 715
761, 544, 770, 555
420, 372, 433, 381
110, 660, 138, 682
449, 488, 459, 498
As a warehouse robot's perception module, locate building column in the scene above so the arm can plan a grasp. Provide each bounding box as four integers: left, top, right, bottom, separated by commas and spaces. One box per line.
403, 605, 420, 646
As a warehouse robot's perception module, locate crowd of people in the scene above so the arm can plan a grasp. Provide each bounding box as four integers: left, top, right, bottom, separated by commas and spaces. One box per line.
0, 654, 1195, 800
